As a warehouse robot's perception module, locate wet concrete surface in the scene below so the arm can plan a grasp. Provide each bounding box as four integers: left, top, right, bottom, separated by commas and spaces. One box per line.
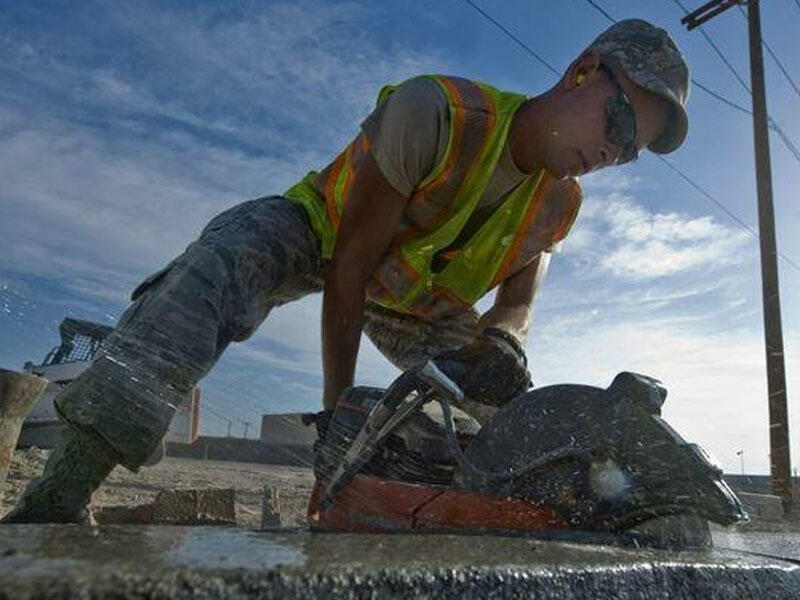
714, 530, 800, 562
1, 525, 800, 599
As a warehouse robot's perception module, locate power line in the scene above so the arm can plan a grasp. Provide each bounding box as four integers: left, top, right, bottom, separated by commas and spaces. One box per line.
583, 1, 800, 169
672, 0, 752, 94
583, 0, 615, 24
591, 0, 800, 271
204, 387, 271, 427
692, 79, 752, 115
583, 0, 752, 110
676, 0, 800, 105
657, 154, 800, 271
201, 391, 263, 430
670, 0, 800, 168
462, 0, 800, 274
655, 155, 757, 237
462, 0, 560, 77
771, 121, 800, 164
735, 4, 800, 102
201, 402, 232, 423
761, 38, 800, 101
681, 81, 800, 162
597, 0, 753, 98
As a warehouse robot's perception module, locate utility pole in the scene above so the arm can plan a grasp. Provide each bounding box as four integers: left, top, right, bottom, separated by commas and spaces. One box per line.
736, 449, 744, 476
226, 419, 232, 438
242, 421, 251, 439
682, 0, 792, 510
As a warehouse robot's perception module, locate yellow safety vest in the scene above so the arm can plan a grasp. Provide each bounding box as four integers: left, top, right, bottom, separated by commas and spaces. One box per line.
285, 75, 581, 317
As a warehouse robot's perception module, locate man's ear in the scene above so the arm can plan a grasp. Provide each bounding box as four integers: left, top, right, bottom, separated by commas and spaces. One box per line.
561, 50, 603, 91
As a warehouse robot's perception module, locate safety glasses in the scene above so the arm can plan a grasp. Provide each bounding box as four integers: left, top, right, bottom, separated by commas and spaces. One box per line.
599, 64, 638, 165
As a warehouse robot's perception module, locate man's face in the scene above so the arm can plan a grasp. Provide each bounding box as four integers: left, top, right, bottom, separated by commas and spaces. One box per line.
543, 57, 671, 178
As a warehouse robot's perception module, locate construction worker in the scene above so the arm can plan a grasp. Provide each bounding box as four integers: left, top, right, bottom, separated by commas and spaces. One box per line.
3, 18, 689, 523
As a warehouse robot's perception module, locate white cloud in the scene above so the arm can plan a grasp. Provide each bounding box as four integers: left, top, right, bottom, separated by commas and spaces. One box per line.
1, 1, 446, 154
0, 0, 441, 424
0, 1, 451, 303
568, 193, 751, 280
524, 177, 779, 475
531, 313, 799, 476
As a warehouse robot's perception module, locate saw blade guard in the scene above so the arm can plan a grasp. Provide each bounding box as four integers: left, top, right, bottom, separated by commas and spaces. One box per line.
456, 371, 748, 530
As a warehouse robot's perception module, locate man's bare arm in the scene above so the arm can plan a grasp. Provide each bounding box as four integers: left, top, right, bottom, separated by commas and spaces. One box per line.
479, 176, 579, 344
478, 252, 551, 344
321, 139, 408, 409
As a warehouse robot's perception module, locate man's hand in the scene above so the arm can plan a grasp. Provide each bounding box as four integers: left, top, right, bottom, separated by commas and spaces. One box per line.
321, 135, 408, 409
433, 327, 532, 407
433, 251, 551, 408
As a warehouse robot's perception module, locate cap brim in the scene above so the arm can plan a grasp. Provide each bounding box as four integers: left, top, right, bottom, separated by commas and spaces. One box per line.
648, 100, 688, 154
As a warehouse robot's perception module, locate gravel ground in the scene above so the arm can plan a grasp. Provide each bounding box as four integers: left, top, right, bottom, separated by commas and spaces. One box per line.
6, 447, 800, 534
1, 447, 315, 528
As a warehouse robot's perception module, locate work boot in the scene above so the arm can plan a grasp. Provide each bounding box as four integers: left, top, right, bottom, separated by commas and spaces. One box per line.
54, 354, 178, 471
1, 427, 120, 524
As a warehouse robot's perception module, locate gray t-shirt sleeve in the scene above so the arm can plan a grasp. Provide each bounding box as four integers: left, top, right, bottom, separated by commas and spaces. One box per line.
360, 77, 448, 198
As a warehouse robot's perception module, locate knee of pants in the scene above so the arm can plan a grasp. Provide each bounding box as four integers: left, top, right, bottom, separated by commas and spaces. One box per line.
363, 305, 480, 371
119, 196, 319, 376
110, 246, 235, 385
199, 197, 269, 237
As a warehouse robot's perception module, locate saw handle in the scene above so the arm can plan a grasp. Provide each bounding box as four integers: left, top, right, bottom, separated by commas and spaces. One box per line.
418, 361, 465, 403
318, 365, 432, 512
318, 362, 464, 513
380, 367, 422, 410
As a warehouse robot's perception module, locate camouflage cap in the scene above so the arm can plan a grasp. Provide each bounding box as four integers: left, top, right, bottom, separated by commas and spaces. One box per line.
586, 18, 690, 154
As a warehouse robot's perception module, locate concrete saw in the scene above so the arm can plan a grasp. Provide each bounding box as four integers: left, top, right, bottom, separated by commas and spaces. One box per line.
307, 362, 747, 537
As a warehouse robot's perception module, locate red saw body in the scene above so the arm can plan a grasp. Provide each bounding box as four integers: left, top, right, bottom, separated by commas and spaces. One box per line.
307, 363, 747, 536
308, 475, 569, 533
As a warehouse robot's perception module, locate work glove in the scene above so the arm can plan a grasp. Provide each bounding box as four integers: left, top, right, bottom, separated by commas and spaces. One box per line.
432, 327, 532, 407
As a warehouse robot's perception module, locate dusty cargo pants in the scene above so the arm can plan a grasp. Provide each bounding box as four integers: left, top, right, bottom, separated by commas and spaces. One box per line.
55, 196, 480, 471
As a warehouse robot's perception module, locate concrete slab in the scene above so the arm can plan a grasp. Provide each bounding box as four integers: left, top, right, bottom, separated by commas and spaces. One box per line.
715, 530, 800, 562
1, 526, 799, 599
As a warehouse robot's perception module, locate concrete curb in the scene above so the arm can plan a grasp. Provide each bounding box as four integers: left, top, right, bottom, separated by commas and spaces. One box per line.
2, 562, 800, 599
1, 526, 799, 599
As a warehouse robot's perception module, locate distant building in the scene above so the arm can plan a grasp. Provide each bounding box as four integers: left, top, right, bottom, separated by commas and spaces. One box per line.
20, 318, 200, 462
260, 413, 317, 448
256, 413, 315, 466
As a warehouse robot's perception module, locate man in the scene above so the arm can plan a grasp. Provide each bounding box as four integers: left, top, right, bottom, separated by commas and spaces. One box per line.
3, 18, 689, 523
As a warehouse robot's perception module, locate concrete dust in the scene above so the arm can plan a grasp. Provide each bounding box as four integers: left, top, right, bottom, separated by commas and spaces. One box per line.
1, 447, 314, 528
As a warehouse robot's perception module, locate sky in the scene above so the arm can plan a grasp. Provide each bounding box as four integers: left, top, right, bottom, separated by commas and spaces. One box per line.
0, 0, 798, 475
